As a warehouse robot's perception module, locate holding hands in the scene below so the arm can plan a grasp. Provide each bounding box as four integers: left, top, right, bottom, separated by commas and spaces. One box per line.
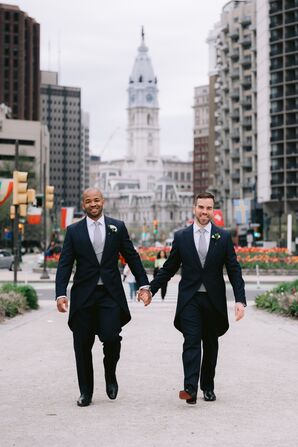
137, 288, 152, 306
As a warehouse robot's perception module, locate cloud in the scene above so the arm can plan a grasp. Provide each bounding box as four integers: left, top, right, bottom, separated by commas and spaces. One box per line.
18, 0, 227, 159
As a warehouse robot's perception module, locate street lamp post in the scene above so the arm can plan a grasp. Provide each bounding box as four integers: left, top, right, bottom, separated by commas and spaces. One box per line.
40, 162, 49, 279
13, 140, 19, 284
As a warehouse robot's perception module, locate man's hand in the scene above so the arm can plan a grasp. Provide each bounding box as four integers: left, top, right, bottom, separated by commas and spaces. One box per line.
235, 302, 245, 321
57, 297, 68, 313
137, 289, 152, 306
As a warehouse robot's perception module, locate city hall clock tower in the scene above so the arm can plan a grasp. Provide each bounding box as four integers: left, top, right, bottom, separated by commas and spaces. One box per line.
124, 28, 162, 190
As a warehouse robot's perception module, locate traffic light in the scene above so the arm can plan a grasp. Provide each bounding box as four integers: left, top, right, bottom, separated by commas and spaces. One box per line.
153, 219, 158, 234
19, 204, 27, 217
18, 223, 24, 235
45, 185, 55, 209
27, 188, 36, 204
10, 205, 16, 219
13, 170, 28, 205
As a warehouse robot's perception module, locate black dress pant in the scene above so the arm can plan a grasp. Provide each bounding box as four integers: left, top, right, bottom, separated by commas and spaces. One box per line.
153, 268, 167, 299
179, 292, 218, 394
72, 286, 122, 397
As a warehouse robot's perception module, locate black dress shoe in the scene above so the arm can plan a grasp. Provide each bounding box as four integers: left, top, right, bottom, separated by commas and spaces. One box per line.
106, 381, 118, 400
77, 394, 92, 407
203, 390, 216, 402
179, 388, 197, 405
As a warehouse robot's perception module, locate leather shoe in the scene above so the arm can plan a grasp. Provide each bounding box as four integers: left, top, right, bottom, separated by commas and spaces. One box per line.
106, 381, 118, 400
203, 390, 216, 402
179, 388, 197, 405
77, 394, 92, 407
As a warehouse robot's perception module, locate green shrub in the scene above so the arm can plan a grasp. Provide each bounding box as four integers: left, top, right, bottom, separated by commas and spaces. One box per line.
46, 260, 59, 268
0, 283, 39, 310
289, 301, 298, 317
0, 291, 27, 318
141, 260, 155, 269
17, 285, 39, 309
255, 279, 298, 318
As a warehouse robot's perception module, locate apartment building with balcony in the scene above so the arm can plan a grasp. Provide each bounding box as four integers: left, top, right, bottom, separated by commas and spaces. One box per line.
257, 0, 298, 239
211, 0, 257, 226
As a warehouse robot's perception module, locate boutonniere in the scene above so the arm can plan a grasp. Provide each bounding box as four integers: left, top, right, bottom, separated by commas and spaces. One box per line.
212, 233, 221, 241
108, 224, 117, 233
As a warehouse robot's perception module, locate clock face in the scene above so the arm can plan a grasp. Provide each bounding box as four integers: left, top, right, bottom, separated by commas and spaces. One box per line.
146, 93, 153, 102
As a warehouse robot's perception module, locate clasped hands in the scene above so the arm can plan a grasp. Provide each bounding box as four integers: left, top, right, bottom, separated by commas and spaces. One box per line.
137, 288, 152, 306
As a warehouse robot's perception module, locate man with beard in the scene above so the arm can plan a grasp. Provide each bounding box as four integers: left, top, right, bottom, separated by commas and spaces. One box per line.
140, 192, 246, 404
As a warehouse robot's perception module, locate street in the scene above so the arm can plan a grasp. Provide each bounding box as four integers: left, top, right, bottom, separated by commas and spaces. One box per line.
1, 295, 298, 447
1, 254, 298, 446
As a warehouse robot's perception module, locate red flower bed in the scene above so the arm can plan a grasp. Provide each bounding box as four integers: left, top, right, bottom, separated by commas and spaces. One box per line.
138, 246, 171, 263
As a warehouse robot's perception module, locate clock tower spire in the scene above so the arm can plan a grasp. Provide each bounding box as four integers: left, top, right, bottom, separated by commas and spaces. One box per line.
125, 28, 162, 190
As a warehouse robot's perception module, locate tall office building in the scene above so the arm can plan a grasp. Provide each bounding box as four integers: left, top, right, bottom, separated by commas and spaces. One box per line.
81, 111, 90, 191
193, 85, 210, 195
40, 71, 82, 209
257, 0, 298, 238
0, 4, 40, 120
211, 0, 257, 227
0, 104, 49, 190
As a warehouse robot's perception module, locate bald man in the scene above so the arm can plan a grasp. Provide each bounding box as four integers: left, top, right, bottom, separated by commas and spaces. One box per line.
56, 188, 151, 407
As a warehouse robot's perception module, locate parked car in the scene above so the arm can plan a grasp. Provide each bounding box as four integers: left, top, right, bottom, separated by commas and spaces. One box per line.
0, 249, 14, 270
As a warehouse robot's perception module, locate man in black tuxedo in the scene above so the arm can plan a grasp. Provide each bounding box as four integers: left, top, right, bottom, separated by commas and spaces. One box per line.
142, 192, 246, 404
56, 188, 151, 407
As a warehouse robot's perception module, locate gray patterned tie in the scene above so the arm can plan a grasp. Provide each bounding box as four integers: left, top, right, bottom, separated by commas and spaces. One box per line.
93, 221, 104, 264
198, 228, 207, 267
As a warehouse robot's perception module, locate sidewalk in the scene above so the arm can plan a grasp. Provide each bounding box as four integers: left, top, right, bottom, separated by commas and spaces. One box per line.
0, 296, 297, 446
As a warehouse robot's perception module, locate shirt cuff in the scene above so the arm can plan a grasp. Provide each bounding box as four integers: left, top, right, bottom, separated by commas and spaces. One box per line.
56, 295, 67, 301
236, 301, 246, 307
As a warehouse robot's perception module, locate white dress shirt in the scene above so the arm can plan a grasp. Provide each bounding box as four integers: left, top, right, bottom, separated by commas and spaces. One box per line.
193, 221, 212, 253
57, 215, 106, 299
86, 214, 106, 247
193, 220, 212, 292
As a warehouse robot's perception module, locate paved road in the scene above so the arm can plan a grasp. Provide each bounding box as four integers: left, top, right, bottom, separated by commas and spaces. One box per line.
1, 282, 298, 446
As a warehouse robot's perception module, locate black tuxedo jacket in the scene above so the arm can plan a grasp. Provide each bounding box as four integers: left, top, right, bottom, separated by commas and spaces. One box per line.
55, 216, 149, 330
150, 224, 246, 336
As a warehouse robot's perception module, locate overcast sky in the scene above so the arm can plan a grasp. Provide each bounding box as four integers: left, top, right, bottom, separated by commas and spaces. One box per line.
17, 0, 227, 160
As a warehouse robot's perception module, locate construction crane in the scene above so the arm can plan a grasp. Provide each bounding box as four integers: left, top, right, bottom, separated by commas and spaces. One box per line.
100, 127, 120, 158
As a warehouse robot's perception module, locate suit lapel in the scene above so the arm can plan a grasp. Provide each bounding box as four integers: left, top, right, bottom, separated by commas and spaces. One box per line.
79, 217, 99, 263
100, 216, 113, 264
183, 224, 202, 269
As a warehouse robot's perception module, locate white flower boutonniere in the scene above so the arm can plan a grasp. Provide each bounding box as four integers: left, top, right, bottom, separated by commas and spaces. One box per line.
212, 233, 221, 241
108, 224, 117, 233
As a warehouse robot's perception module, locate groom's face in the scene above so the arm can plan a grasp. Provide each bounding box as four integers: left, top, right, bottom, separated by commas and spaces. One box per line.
193, 198, 214, 227
82, 189, 105, 220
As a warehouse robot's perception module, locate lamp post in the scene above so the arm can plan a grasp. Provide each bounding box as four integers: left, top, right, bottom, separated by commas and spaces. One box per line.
40, 162, 49, 279
13, 140, 19, 284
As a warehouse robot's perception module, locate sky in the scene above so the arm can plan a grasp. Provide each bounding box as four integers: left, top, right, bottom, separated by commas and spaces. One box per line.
17, 0, 228, 161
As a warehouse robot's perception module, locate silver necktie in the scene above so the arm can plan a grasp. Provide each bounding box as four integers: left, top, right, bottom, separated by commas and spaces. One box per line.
198, 228, 207, 266
93, 221, 104, 264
